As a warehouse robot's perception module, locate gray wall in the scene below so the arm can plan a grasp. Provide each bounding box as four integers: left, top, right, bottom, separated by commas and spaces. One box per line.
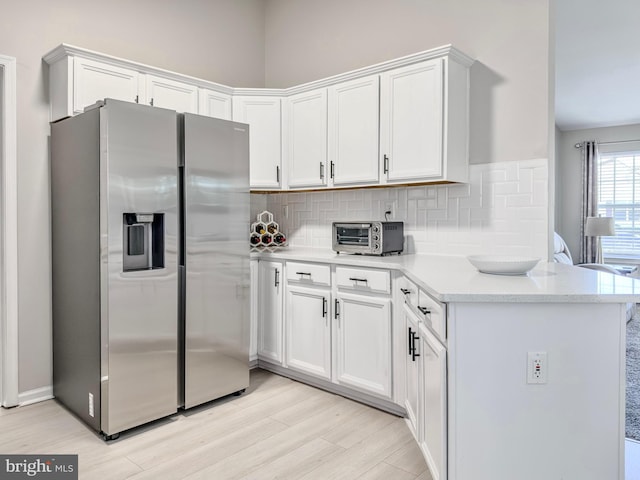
0, 0, 265, 395
264, 0, 552, 165
556, 123, 640, 260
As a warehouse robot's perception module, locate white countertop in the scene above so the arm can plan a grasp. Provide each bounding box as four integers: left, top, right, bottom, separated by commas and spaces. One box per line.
251, 247, 640, 303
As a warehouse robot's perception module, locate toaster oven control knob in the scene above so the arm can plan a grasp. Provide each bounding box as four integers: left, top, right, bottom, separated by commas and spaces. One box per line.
374, 243, 379, 250
373, 226, 379, 232
373, 235, 379, 241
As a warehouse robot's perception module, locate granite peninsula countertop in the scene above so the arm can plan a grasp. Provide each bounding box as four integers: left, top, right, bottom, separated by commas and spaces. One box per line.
251, 247, 640, 303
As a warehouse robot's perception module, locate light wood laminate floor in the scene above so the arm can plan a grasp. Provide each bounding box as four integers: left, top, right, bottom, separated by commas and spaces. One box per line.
0, 369, 430, 479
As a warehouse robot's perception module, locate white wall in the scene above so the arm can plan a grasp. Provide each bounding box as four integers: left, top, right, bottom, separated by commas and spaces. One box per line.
264, 0, 552, 165
0, 0, 265, 396
556, 123, 640, 260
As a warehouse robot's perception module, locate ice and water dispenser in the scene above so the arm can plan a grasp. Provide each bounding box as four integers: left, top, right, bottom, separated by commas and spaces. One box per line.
123, 213, 165, 271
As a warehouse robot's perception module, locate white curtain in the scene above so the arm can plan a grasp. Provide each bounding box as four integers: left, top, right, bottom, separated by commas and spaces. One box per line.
580, 141, 599, 263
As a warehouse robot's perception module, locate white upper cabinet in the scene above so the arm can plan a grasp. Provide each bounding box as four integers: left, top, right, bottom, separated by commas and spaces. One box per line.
328, 75, 380, 186
73, 57, 141, 114
380, 59, 444, 182
285, 89, 328, 188
232, 96, 282, 189
145, 74, 199, 113
199, 88, 232, 120
380, 57, 469, 184
45, 44, 472, 188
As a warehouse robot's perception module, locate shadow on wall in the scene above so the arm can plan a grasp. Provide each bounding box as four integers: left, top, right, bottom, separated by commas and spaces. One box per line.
469, 62, 505, 165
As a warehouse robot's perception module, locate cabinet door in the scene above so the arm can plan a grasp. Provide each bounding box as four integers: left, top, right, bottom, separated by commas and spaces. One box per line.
73, 57, 140, 114
380, 59, 444, 182
328, 76, 379, 186
233, 96, 282, 189
286, 89, 328, 188
145, 74, 199, 113
257, 261, 283, 364
249, 260, 259, 362
419, 324, 447, 480
199, 88, 232, 120
404, 303, 422, 440
335, 292, 391, 398
285, 285, 331, 380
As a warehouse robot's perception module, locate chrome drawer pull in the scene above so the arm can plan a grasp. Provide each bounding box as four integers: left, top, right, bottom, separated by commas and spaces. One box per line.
417, 306, 431, 316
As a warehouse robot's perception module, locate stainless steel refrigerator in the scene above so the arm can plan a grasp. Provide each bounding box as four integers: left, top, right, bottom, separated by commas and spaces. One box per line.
51, 99, 249, 439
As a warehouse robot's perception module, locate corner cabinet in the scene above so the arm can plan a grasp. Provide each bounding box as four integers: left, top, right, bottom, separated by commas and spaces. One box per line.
380, 57, 470, 184
257, 260, 284, 365
199, 88, 232, 120
233, 96, 282, 190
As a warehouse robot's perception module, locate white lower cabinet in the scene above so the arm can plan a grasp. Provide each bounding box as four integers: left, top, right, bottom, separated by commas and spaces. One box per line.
335, 292, 391, 398
419, 323, 447, 480
398, 275, 448, 480
257, 260, 284, 364
285, 285, 331, 380
403, 303, 422, 438
249, 260, 258, 362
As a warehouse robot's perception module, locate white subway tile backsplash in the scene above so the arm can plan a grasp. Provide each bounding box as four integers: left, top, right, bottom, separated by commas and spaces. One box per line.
250, 159, 549, 259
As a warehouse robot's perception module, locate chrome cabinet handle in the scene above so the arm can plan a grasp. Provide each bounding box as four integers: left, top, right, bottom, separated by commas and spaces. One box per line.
400, 288, 411, 295
296, 272, 311, 277
349, 277, 368, 283
330, 161, 335, 179
276, 165, 280, 183
274, 268, 280, 287
383, 154, 389, 174
417, 306, 430, 316
334, 298, 340, 319
322, 297, 327, 318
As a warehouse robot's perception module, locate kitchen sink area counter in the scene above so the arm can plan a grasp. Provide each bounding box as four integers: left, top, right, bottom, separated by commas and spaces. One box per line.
251, 247, 638, 480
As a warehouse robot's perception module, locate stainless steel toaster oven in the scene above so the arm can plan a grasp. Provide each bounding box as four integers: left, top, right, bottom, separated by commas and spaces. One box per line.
332, 221, 404, 255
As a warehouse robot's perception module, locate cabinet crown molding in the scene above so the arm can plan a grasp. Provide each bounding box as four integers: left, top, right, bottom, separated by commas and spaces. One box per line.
43, 43, 235, 95
43, 43, 474, 99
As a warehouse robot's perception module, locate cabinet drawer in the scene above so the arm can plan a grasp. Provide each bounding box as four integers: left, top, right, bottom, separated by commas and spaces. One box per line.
397, 275, 418, 308
417, 290, 446, 342
286, 262, 331, 286
336, 267, 390, 294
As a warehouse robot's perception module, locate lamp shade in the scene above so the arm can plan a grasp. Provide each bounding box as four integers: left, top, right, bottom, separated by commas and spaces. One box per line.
584, 216, 615, 236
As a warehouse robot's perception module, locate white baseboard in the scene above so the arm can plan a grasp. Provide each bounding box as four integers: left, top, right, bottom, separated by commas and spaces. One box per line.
18, 386, 53, 407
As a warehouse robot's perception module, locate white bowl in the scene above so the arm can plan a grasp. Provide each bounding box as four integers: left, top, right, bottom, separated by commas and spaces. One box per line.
467, 255, 540, 275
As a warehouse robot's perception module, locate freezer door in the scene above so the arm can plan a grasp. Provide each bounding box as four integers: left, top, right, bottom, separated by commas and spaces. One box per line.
100, 100, 179, 435
183, 114, 250, 409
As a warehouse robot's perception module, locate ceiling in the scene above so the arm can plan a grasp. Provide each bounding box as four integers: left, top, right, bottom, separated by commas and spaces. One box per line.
555, 0, 640, 131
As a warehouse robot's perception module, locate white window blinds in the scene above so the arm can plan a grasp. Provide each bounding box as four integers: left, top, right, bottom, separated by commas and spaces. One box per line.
597, 150, 640, 258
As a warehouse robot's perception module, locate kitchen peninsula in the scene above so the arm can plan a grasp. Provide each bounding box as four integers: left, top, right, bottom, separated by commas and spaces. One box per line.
251, 248, 639, 480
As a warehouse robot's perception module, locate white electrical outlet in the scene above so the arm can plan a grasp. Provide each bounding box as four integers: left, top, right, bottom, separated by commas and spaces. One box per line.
527, 351, 547, 384
88, 392, 94, 417
282, 205, 289, 219
384, 203, 393, 218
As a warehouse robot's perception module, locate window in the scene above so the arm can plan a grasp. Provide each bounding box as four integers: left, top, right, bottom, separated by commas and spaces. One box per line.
597, 150, 640, 259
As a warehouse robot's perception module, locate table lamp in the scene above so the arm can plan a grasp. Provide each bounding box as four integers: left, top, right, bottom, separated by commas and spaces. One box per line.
584, 216, 615, 264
